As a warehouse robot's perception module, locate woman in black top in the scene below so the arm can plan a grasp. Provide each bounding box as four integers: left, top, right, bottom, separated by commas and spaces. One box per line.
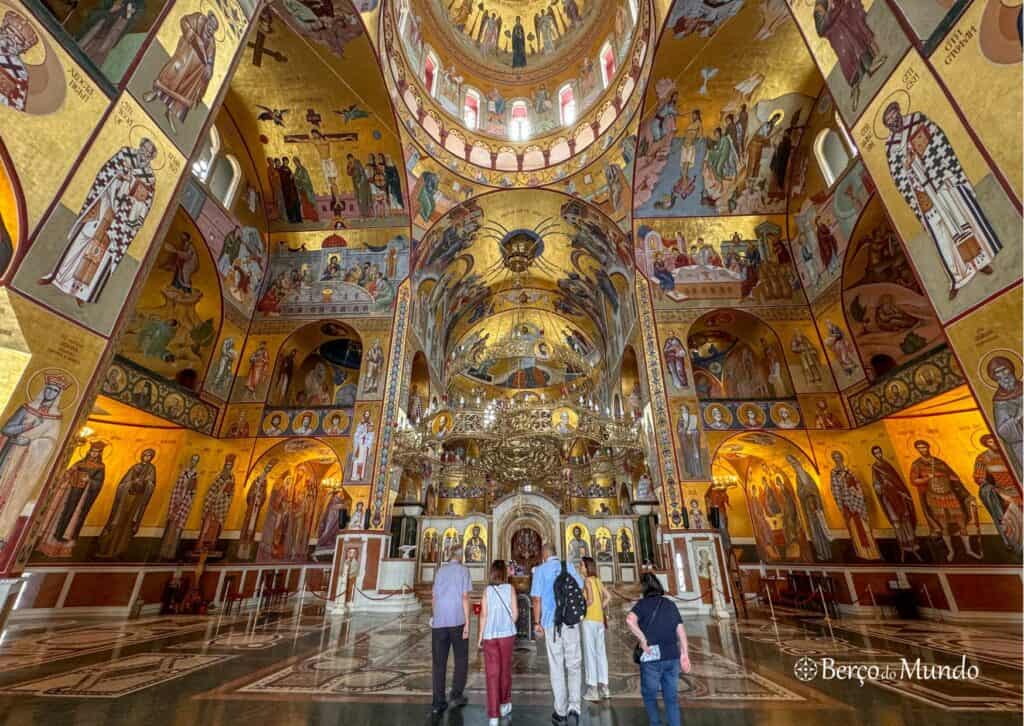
625, 573, 691, 726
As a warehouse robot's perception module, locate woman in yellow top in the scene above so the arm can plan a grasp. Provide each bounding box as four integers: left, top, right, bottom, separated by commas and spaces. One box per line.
581, 556, 611, 701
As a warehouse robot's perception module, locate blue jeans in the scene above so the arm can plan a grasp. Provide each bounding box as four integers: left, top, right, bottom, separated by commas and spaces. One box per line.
639, 659, 681, 726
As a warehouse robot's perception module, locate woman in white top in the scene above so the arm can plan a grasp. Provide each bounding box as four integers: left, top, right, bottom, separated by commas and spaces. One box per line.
478, 559, 519, 726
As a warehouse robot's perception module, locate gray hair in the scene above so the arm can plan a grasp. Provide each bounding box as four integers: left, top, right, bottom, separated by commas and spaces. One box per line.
449, 545, 463, 562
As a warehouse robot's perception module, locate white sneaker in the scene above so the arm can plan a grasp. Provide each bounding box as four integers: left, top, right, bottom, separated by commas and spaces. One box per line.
500, 703, 512, 717
599, 684, 611, 699
489, 719, 500, 726
583, 687, 601, 702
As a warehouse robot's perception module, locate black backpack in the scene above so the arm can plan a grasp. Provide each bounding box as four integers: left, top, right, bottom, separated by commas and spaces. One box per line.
553, 560, 587, 636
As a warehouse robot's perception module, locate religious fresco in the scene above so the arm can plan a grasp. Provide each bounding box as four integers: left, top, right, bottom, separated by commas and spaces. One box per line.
686, 309, 796, 400
224, 5, 409, 233
932, 0, 1023, 197
840, 198, 945, 381
256, 228, 410, 317
668, 397, 709, 479
945, 285, 1023, 483
101, 356, 218, 434
0, 2, 109, 238
183, 179, 268, 320
411, 190, 635, 388
787, 0, 909, 126
12, 94, 184, 337
203, 316, 244, 401
262, 320, 363, 409
548, 122, 637, 225
847, 346, 965, 426
796, 392, 847, 430
34, 0, 166, 84
789, 158, 874, 301
405, 140, 480, 231
812, 297, 865, 389
116, 206, 223, 389
634, 1, 820, 219
0, 292, 105, 570
850, 51, 1021, 324
219, 402, 261, 437
125, 0, 250, 155
637, 215, 801, 309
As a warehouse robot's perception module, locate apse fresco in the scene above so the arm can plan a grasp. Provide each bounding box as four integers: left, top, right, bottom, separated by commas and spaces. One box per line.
0, 2, 109, 238
637, 215, 801, 309
787, 0, 909, 126
12, 94, 185, 337
125, 0, 252, 155
257, 228, 410, 317
634, 0, 820, 218
117, 207, 223, 389
225, 4, 408, 232
933, 0, 1023, 196
851, 51, 1021, 324
411, 190, 635, 389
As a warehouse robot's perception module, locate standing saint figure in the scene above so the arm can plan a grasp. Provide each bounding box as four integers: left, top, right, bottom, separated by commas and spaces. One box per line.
973, 435, 1022, 554
662, 333, 688, 389
813, 0, 886, 111
677, 404, 706, 478
882, 102, 1001, 300
790, 332, 823, 384
196, 454, 236, 553
142, 11, 218, 133
786, 455, 831, 561
346, 154, 372, 218
245, 341, 269, 397
36, 441, 107, 558
237, 460, 275, 559
95, 448, 157, 559
908, 440, 982, 561
347, 501, 366, 530
362, 339, 384, 394
0, 373, 71, 551
315, 490, 346, 556
828, 451, 881, 560
257, 478, 286, 561
987, 355, 1023, 479
39, 140, 157, 305
510, 16, 527, 68
869, 446, 921, 561
159, 454, 200, 560
349, 410, 375, 481
289, 475, 317, 560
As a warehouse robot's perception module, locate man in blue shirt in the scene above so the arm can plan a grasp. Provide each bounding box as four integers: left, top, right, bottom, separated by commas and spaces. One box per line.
431, 545, 472, 716
531, 542, 584, 724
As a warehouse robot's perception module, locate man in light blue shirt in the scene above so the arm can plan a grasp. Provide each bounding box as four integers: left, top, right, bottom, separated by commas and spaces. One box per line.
431, 546, 472, 716
531, 543, 584, 724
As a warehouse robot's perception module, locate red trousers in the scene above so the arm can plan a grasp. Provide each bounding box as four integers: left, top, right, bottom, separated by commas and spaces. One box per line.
482, 636, 514, 718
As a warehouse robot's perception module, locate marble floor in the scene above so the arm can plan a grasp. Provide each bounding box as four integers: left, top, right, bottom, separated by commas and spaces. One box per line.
0, 599, 1018, 725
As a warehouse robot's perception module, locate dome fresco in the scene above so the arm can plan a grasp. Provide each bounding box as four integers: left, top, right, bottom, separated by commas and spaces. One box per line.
384, 0, 651, 171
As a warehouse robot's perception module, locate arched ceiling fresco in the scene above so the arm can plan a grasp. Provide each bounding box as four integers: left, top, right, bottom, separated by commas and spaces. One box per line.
631, 0, 821, 219
221, 1, 410, 233
411, 190, 635, 395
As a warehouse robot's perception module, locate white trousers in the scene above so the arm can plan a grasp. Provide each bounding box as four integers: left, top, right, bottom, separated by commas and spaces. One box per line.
582, 619, 609, 686
544, 624, 582, 716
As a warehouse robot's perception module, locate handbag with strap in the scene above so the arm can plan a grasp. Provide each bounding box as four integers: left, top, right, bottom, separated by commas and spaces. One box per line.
632, 597, 664, 665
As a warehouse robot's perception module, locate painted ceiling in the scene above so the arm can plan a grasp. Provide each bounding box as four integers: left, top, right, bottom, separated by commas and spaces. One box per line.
221, 0, 830, 392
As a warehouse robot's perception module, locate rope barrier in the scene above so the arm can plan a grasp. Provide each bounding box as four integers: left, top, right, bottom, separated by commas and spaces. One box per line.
608, 585, 714, 604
